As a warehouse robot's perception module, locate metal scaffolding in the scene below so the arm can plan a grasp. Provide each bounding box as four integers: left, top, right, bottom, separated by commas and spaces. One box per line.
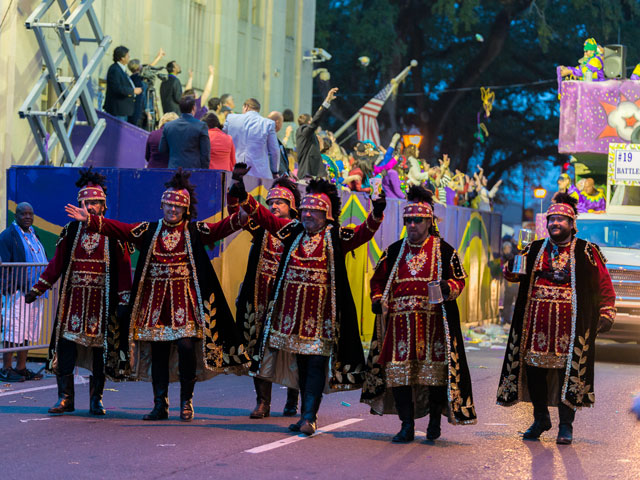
18, 0, 111, 166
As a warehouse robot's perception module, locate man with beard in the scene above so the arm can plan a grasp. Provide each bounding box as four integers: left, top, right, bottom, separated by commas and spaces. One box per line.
497, 193, 616, 444
65, 169, 250, 421
229, 173, 301, 418
361, 186, 476, 443
229, 175, 386, 435
25, 169, 132, 415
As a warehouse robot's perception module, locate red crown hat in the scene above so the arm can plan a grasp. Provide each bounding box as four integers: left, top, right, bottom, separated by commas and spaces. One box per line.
546, 202, 577, 221
403, 201, 433, 219
77, 182, 106, 203
161, 188, 190, 209
300, 193, 333, 221
267, 186, 297, 213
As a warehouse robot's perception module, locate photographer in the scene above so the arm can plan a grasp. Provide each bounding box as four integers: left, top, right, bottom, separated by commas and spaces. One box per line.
128, 48, 165, 128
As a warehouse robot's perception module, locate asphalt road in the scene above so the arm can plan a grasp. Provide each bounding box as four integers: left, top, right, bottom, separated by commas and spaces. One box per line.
1, 343, 638, 480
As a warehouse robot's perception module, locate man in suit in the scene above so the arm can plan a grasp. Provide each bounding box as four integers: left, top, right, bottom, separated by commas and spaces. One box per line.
160, 61, 183, 115
296, 87, 338, 179
0, 203, 47, 383
103, 46, 141, 121
223, 98, 280, 179
159, 95, 210, 169
267, 111, 290, 176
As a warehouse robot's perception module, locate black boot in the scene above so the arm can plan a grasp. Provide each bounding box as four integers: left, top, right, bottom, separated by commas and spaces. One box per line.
523, 405, 552, 440
392, 386, 415, 443
283, 388, 299, 417
143, 382, 169, 421
48, 374, 75, 414
89, 375, 106, 416
180, 378, 196, 422
250, 378, 272, 419
299, 393, 321, 436
426, 406, 443, 441
557, 403, 575, 445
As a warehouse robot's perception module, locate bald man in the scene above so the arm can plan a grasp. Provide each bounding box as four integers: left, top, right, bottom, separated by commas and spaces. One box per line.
0, 202, 48, 382
268, 110, 289, 176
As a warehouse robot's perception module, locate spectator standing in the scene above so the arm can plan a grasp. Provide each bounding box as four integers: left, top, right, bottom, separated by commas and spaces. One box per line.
223, 98, 280, 178
267, 111, 290, 176
160, 60, 183, 115
203, 112, 236, 172
220, 93, 235, 112
296, 87, 338, 179
103, 46, 142, 121
0, 203, 47, 382
182, 65, 215, 120
279, 108, 297, 150
159, 96, 210, 169
127, 48, 165, 127
145, 112, 179, 168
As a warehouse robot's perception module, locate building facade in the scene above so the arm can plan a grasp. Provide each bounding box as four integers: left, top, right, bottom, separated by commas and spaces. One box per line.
0, 0, 316, 228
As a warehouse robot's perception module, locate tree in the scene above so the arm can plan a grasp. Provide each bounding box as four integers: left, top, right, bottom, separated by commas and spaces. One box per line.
315, 0, 640, 189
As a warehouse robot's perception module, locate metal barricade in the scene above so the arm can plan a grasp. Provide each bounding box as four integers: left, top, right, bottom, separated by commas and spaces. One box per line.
0, 262, 59, 354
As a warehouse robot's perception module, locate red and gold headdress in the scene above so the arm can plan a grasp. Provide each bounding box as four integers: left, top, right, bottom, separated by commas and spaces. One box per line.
267, 186, 297, 213
546, 202, 577, 221
161, 188, 190, 211
78, 182, 106, 203
300, 193, 333, 221
403, 202, 433, 219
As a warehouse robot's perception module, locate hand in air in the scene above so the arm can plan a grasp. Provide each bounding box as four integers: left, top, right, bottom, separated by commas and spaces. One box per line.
65, 201, 89, 222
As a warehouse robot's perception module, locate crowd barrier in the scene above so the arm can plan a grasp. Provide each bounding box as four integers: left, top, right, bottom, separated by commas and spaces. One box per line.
0, 262, 59, 354
6, 166, 502, 343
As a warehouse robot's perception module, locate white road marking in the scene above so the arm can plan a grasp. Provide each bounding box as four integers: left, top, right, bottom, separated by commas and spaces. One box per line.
0, 375, 88, 398
0, 384, 57, 397
19, 417, 51, 423
244, 418, 363, 454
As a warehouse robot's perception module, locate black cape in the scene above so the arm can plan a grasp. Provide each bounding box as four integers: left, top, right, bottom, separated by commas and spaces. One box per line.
235, 221, 268, 369
255, 221, 366, 392
497, 238, 605, 409
361, 237, 477, 425
128, 220, 250, 382
47, 221, 131, 381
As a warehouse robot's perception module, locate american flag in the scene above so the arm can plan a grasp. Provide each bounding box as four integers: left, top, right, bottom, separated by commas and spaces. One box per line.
356, 82, 393, 146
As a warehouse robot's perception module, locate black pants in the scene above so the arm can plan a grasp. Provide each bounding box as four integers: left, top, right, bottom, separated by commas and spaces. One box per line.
57, 337, 104, 378
150, 338, 197, 384
392, 385, 447, 416
296, 354, 328, 399
526, 365, 575, 424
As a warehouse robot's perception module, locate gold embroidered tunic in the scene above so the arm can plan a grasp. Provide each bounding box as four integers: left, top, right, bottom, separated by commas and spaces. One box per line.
31, 223, 131, 347
370, 236, 466, 387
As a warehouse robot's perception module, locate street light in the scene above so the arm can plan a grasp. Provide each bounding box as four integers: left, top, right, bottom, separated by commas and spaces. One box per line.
402, 134, 423, 148
533, 186, 547, 214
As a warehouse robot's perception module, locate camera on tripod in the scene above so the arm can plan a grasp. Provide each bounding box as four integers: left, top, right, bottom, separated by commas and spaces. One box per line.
140, 64, 166, 84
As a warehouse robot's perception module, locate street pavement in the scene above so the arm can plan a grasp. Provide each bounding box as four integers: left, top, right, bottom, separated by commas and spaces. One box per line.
1, 343, 638, 480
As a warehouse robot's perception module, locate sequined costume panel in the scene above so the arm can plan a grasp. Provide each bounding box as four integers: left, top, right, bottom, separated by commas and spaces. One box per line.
132, 220, 202, 341
269, 229, 333, 356
31, 223, 131, 348
254, 232, 284, 330
523, 243, 573, 369
371, 236, 465, 387
86, 214, 242, 342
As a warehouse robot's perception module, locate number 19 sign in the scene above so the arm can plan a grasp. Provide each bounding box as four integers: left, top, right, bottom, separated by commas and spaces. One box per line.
608, 143, 640, 185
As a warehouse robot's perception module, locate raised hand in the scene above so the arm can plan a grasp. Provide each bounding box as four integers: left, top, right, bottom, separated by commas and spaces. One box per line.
65, 201, 89, 222
325, 87, 339, 104
231, 162, 251, 182
208, 65, 214, 75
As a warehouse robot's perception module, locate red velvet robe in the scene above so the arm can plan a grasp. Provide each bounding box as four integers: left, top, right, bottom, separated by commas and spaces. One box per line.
31, 222, 131, 347
86, 213, 242, 342
370, 235, 465, 386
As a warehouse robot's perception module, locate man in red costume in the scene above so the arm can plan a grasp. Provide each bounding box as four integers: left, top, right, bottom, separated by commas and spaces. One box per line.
498, 193, 616, 444
230, 174, 301, 418
65, 169, 250, 422
229, 175, 386, 435
361, 186, 476, 443
26, 169, 132, 416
